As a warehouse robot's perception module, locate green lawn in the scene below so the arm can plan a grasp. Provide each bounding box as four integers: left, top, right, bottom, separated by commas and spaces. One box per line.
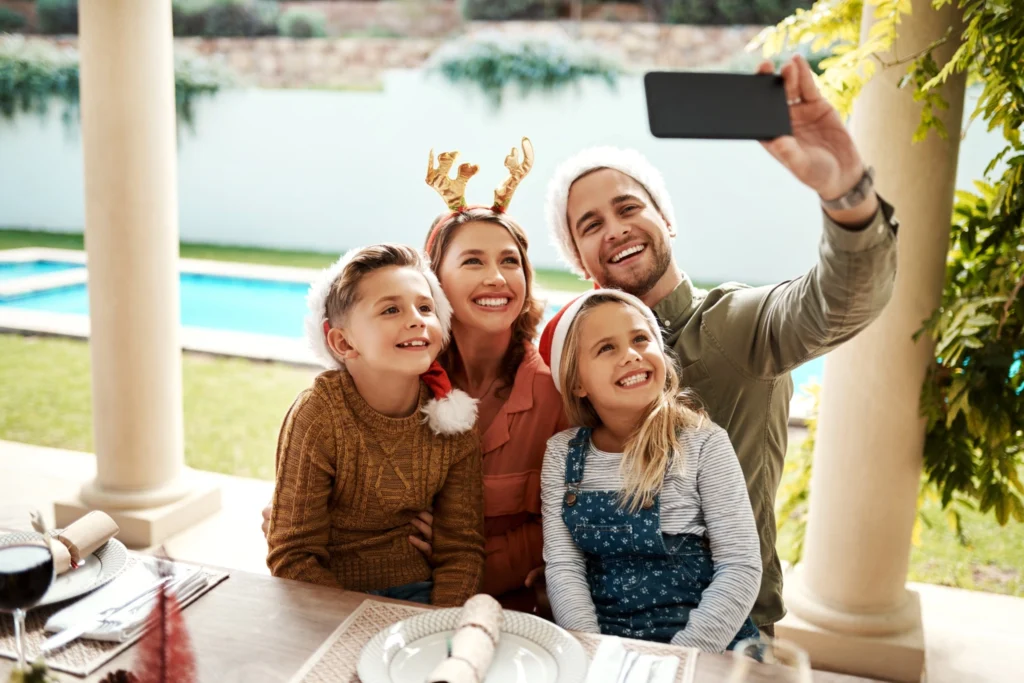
1, 332, 1020, 597
0, 228, 593, 294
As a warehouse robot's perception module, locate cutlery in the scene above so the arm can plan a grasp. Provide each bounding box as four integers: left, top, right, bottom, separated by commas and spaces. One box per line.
40, 576, 170, 655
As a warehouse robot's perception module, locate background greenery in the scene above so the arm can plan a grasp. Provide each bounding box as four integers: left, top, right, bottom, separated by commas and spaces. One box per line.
428, 32, 623, 107
0, 35, 228, 128
757, 0, 1024, 560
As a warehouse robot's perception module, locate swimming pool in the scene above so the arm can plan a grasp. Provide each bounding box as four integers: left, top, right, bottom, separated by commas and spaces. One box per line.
0, 260, 83, 281
0, 267, 830, 390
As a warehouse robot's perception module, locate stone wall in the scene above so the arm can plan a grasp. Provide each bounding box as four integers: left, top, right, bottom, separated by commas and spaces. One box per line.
20, 21, 764, 90
181, 21, 763, 89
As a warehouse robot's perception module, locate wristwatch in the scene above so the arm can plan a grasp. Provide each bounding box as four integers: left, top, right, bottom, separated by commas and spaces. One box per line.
821, 167, 876, 211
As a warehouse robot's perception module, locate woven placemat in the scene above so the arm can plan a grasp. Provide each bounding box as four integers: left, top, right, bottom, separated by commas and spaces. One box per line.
290, 599, 699, 683
0, 562, 229, 678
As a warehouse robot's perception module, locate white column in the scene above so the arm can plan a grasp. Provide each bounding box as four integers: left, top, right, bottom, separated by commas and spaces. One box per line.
778, 1, 967, 680
56, 1, 219, 546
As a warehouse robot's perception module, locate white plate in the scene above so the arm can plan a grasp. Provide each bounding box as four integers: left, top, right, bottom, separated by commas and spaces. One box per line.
0, 531, 129, 608
358, 609, 589, 683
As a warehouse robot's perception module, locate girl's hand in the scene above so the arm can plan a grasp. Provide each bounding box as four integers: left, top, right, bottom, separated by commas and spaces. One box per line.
408, 510, 434, 558
525, 566, 545, 588
526, 566, 552, 620
261, 501, 272, 538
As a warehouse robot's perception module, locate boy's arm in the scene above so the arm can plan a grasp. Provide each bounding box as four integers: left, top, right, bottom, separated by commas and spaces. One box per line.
266, 389, 342, 589
430, 434, 486, 607
670, 427, 762, 652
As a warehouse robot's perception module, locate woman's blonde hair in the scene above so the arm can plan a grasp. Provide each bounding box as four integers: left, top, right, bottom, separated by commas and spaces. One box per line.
558, 293, 708, 513
425, 208, 545, 398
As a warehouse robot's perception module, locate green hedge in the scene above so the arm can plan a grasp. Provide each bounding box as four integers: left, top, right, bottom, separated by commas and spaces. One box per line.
0, 8, 28, 33
36, 0, 77, 35
457, 0, 560, 21
665, 0, 815, 25
429, 33, 623, 107
277, 8, 327, 39
0, 36, 229, 128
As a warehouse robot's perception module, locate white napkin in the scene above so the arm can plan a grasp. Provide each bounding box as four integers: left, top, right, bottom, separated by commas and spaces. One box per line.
584, 638, 681, 683
44, 560, 208, 643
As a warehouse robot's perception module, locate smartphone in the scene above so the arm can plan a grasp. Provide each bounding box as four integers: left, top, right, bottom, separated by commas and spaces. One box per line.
644, 71, 792, 141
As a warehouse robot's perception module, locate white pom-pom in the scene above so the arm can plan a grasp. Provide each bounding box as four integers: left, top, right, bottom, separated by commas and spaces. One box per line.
421, 388, 478, 435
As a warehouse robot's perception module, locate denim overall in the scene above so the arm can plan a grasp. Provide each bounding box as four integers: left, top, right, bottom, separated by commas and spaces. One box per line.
561, 428, 758, 649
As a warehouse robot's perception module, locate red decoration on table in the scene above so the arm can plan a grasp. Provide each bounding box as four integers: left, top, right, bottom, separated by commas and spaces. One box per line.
132, 576, 197, 683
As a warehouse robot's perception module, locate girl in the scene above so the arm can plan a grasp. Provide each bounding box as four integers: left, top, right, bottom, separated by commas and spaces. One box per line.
420, 138, 569, 612
538, 289, 761, 652
265, 243, 485, 607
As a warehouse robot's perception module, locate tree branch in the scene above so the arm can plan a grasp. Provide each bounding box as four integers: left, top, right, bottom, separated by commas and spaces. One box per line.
996, 272, 1024, 339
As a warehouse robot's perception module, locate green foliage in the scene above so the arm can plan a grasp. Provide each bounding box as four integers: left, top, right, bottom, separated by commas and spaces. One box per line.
172, 0, 280, 38
754, 0, 1024, 560
428, 32, 623, 107
277, 8, 328, 39
775, 384, 818, 563
664, 0, 815, 25
0, 8, 28, 33
0, 36, 229, 129
35, 0, 77, 35
457, 0, 560, 21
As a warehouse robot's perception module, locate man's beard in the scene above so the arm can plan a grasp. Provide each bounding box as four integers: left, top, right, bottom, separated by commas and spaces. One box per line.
596, 240, 673, 298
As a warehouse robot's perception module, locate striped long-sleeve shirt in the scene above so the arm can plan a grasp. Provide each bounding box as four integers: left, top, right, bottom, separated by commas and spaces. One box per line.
540, 424, 761, 653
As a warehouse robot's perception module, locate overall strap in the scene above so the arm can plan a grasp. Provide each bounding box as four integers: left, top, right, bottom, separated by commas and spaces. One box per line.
564, 427, 592, 488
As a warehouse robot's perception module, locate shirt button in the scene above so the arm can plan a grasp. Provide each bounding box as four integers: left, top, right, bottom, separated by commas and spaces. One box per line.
642, 499, 653, 510
565, 492, 578, 506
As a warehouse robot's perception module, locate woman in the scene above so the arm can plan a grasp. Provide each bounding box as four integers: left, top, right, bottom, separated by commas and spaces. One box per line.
419, 138, 567, 611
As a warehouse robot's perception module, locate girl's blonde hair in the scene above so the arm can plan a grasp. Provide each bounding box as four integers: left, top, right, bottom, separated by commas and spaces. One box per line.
558, 293, 708, 513
425, 208, 545, 398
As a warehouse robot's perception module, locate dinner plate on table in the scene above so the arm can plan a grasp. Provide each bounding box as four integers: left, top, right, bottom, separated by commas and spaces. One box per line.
0, 530, 129, 608
358, 608, 589, 683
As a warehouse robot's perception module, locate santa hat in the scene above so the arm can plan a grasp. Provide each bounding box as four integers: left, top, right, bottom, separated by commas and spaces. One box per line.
305, 247, 477, 435
544, 146, 676, 277
538, 289, 663, 394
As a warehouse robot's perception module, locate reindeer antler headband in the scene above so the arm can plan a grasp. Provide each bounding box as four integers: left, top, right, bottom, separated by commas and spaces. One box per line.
425, 137, 534, 252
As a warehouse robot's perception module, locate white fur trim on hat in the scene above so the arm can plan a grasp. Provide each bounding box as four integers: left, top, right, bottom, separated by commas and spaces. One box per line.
545, 146, 676, 277
548, 289, 663, 394
422, 388, 478, 436
304, 247, 454, 369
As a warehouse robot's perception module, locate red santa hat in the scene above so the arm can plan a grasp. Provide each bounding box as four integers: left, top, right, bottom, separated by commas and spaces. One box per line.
305, 247, 477, 435
538, 289, 664, 394
544, 146, 676, 277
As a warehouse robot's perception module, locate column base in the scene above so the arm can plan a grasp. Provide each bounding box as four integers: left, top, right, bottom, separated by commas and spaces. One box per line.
55, 473, 221, 548
777, 582, 926, 682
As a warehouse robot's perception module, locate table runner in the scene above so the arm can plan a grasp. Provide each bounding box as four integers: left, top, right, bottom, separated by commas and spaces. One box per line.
0, 559, 229, 678
290, 599, 700, 683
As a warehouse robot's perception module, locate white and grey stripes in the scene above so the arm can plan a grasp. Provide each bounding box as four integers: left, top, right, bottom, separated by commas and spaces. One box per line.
540, 425, 762, 653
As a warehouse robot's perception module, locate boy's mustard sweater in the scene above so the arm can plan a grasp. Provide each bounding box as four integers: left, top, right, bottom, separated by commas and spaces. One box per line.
266, 368, 484, 606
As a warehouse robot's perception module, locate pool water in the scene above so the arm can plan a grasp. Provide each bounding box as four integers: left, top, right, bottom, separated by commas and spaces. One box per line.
0, 260, 83, 281
0, 269, 830, 387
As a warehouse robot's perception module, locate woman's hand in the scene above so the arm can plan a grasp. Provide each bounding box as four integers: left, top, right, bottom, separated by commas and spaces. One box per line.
408, 510, 434, 558
526, 566, 551, 620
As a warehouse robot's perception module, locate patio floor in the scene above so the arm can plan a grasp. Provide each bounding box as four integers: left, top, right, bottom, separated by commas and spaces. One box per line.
2, 438, 1021, 682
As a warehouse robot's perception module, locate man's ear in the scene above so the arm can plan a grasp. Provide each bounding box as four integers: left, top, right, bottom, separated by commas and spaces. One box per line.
327, 327, 358, 361
664, 216, 676, 239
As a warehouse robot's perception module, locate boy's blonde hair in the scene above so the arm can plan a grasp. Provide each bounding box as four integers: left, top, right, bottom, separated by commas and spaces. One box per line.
558, 293, 708, 513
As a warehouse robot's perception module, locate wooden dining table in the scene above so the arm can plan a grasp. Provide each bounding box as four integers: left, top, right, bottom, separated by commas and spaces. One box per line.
2, 563, 882, 683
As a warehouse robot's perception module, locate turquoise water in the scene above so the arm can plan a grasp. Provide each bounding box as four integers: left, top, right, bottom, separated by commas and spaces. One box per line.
0, 270, 836, 384
0, 260, 82, 281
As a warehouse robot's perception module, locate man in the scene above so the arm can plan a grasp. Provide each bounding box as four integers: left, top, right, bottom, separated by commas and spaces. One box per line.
540, 54, 898, 633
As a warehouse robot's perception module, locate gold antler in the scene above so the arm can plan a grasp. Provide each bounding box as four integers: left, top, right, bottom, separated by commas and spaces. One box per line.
426, 149, 479, 212
492, 137, 534, 213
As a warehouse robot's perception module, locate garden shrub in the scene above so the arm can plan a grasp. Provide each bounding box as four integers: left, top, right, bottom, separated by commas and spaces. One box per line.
35, 0, 78, 35
277, 8, 327, 39
0, 8, 28, 33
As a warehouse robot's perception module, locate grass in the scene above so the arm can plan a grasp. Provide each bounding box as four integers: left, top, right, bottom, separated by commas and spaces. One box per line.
0, 228, 594, 294
1, 331, 1020, 597
775, 445, 1024, 598
0, 334, 315, 481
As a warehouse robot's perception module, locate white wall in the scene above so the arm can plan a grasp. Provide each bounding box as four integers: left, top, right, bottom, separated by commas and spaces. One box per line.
0, 71, 1003, 285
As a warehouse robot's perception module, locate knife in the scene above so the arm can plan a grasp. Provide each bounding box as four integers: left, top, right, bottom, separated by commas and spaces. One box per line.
40, 577, 170, 655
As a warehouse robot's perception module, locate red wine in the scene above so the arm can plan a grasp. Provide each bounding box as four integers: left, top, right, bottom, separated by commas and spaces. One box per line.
0, 544, 54, 611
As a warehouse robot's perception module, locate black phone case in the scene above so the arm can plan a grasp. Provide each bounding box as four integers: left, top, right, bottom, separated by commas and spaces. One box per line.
644, 71, 792, 141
